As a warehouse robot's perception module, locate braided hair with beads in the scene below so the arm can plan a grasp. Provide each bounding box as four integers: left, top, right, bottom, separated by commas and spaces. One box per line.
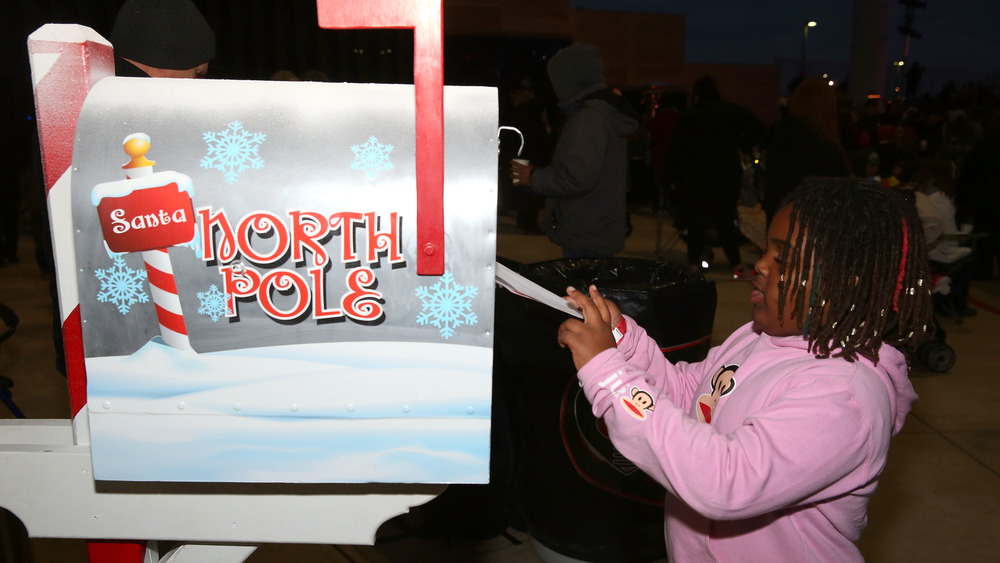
775, 177, 934, 364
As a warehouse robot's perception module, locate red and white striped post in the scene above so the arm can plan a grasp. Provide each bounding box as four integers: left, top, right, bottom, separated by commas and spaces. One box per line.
27, 23, 112, 421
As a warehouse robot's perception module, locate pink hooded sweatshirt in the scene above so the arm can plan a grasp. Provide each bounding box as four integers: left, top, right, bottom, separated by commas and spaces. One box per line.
578, 319, 917, 562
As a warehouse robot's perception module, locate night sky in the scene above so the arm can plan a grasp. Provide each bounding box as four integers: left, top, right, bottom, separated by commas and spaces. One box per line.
574, 0, 999, 76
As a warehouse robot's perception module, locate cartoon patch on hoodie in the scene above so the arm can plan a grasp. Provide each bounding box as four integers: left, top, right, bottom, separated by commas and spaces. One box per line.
598, 370, 656, 421
621, 386, 655, 421
696, 364, 739, 424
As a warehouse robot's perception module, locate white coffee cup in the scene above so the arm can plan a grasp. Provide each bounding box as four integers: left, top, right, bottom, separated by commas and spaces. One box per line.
512, 158, 529, 185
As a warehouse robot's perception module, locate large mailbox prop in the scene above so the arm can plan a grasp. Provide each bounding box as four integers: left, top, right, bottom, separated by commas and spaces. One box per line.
72, 78, 497, 483
5, 2, 508, 559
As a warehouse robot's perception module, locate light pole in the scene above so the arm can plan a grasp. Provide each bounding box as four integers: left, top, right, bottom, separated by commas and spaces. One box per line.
892, 60, 905, 99
800, 20, 817, 77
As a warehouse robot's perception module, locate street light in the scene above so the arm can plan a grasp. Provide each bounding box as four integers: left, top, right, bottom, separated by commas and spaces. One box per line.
800, 20, 817, 77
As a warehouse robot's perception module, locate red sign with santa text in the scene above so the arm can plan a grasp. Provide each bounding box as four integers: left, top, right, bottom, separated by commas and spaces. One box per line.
95, 179, 195, 253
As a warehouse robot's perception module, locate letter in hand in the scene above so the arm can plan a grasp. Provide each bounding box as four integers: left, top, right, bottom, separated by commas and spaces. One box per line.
557, 285, 619, 370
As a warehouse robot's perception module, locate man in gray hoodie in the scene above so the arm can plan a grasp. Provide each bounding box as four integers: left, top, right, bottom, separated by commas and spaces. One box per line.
510, 42, 638, 258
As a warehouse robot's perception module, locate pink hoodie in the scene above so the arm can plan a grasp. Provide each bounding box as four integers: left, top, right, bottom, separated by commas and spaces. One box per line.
578, 319, 917, 562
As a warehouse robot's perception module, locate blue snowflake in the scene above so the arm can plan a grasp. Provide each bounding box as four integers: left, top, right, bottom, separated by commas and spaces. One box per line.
201, 121, 266, 184
350, 136, 394, 179
197, 284, 230, 322
95, 257, 149, 315
415, 271, 478, 340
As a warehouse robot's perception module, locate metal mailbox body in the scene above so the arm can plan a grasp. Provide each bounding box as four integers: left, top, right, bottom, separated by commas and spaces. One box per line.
70, 77, 498, 483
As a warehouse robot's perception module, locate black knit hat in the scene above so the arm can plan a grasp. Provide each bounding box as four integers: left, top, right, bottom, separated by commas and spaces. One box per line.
111, 0, 215, 71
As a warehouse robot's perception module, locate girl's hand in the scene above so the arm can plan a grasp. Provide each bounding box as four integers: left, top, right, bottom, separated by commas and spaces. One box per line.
558, 286, 618, 370
564, 285, 623, 329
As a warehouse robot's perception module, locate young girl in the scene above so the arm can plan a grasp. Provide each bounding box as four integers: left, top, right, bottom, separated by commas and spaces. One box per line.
557, 177, 933, 562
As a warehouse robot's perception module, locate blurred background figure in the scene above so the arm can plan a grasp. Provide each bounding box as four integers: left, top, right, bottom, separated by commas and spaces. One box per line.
299, 69, 330, 82
499, 78, 552, 234
762, 77, 851, 226
0, 109, 31, 267
664, 75, 764, 277
912, 158, 976, 317
111, 0, 215, 79
954, 111, 1000, 281
649, 90, 686, 214
270, 69, 299, 81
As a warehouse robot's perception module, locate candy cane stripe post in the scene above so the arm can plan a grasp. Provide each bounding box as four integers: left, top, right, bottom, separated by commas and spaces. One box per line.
144, 248, 192, 348
93, 133, 196, 351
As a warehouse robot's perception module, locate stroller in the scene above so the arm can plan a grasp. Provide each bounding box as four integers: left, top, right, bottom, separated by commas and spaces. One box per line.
917, 321, 955, 373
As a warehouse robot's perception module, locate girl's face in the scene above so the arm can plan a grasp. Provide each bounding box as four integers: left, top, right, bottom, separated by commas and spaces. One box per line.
750, 206, 805, 337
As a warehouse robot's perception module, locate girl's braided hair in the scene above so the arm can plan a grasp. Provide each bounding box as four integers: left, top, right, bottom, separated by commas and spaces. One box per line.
777, 177, 934, 363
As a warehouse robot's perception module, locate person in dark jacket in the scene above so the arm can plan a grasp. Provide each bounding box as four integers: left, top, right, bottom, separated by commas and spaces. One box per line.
510, 42, 638, 258
665, 75, 765, 276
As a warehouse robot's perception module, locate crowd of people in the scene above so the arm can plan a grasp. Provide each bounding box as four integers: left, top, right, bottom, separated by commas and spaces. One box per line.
500, 54, 999, 303
787, 80, 998, 316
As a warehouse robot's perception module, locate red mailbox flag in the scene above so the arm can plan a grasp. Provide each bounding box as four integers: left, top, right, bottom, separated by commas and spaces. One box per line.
317, 0, 445, 276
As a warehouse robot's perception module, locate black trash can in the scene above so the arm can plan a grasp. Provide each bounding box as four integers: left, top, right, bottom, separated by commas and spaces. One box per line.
495, 257, 717, 563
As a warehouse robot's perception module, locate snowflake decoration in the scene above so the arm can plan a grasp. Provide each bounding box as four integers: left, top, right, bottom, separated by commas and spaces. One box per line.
350, 136, 394, 179
197, 284, 230, 322
95, 257, 149, 315
415, 271, 478, 340
201, 120, 266, 184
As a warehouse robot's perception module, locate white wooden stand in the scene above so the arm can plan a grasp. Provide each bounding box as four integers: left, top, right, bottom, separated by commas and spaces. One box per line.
0, 417, 442, 561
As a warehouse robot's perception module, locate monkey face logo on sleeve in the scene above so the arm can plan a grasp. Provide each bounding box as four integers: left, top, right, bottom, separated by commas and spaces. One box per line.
696, 364, 739, 424
598, 371, 655, 421
621, 387, 655, 421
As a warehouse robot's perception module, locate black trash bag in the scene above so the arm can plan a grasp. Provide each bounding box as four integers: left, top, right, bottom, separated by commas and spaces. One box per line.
497, 257, 717, 563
